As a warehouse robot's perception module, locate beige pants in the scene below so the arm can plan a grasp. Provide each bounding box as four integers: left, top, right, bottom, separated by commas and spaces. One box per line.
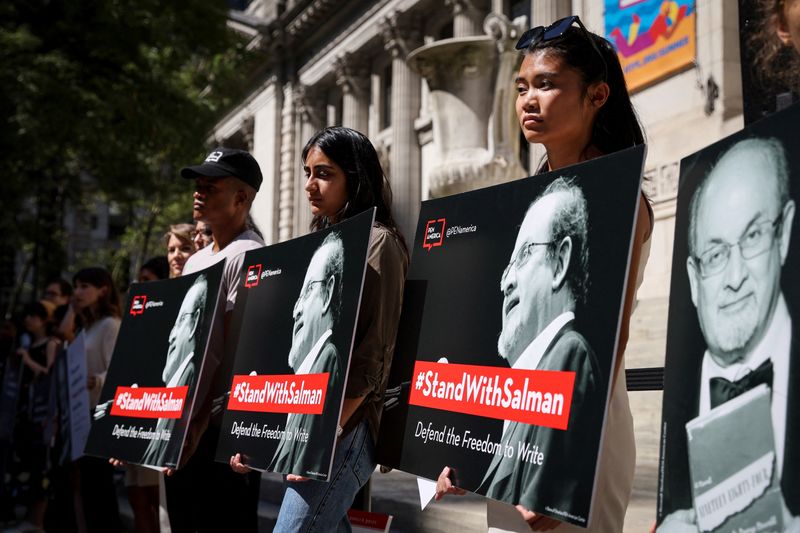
487, 364, 636, 533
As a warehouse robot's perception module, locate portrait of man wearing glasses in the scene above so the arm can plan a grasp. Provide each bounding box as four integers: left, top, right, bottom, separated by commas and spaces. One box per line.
270, 232, 344, 476
140, 273, 209, 466
659, 137, 800, 530
479, 177, 605, 516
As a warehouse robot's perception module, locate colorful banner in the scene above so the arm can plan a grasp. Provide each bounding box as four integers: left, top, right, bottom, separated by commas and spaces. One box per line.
604, 0, 696, 91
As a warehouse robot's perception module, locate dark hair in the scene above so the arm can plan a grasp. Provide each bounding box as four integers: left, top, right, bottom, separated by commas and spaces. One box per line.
538, 176, 589, 307
46, 278, 73, 298
23, 301, 50, 321
141, 256, 169, 280
750, 0, 800, 91
73, 267, 121, 326
302, 127, 408, 254
526, 26, 645, 170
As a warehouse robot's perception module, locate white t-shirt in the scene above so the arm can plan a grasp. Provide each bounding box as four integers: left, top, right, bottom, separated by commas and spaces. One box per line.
180, 229, 264, 456
182, 229, 265, 312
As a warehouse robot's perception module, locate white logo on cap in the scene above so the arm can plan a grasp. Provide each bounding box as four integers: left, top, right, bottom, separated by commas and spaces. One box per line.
205, 151, 223, 163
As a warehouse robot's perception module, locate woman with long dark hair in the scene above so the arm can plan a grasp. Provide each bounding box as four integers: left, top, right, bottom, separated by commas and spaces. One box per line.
231, 126, 409, 532
436, 16, 653, 532
61, 267, 124, 532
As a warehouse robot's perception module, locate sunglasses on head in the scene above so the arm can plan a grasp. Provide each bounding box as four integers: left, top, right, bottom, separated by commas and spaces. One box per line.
515, 15, 608, 82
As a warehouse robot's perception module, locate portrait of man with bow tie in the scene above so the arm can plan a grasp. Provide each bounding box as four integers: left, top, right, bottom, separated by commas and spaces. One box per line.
659, 133, 800, 531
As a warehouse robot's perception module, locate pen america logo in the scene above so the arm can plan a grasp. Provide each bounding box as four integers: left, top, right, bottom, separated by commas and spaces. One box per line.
423, 218, 446, 251
245, 263, 283, 289
245, 264, 262, 288
130, 295, 146, 316
129, 295, 164, 316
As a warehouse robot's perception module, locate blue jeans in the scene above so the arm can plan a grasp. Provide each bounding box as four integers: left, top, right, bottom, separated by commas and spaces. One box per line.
274, 420, 376, 533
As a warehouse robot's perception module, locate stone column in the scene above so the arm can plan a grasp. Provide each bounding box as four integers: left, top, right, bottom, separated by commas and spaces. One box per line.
532, 0, 570, 27
294, 84, 326, 235
381, 11, 422, 243
335, 53, 370, 134
278, 82, 296, 242
446, 0, 482, 37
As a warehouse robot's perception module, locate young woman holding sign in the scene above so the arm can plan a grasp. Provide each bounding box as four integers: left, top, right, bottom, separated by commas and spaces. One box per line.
230, 126, 409, 532
435, 15, 654, 532
60, 267, 124, 532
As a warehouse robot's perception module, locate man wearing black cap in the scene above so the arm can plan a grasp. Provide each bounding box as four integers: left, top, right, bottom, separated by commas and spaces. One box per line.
165, 147, 264, 532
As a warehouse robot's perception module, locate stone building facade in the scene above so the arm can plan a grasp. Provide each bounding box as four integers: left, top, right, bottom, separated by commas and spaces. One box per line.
214, 0, 744, 528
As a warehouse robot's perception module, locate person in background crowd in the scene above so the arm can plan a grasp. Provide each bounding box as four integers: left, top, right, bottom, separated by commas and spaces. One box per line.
139, 256, 169, 283
192, 221, 213, 251
42, 279, 73, 345
753, 0, 800, 81
749, 0, 800, 116
42, 279, 72, 308
230, 126, 409, 533
165, 224, 196, 279
58, 267, 123, 532
435, 15, 652, 533
155, 147, 264, 532
6, 302, 59, 533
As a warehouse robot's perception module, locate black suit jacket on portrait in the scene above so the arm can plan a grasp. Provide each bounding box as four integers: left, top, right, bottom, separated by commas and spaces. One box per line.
479, 323, 606, 520
140, 361, 197, 468
660, 325, 800, 520
269, 338, 341, 477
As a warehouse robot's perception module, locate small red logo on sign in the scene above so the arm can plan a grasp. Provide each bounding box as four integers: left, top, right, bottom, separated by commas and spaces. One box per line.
245, 264, 262, 288
130, 295, 147, 316
423, 218, 446, 251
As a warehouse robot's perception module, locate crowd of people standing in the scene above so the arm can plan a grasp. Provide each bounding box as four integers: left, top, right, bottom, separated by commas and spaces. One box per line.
0, 10, 706, 533
0, 222, 213, 533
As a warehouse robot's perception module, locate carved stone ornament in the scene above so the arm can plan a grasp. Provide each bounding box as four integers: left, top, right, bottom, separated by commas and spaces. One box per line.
333, 53, 370, 96
380, 11, 422, 59
407, 12, 528, 196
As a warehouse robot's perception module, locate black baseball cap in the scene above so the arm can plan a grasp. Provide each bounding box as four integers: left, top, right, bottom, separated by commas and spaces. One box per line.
180, 147, 263, 192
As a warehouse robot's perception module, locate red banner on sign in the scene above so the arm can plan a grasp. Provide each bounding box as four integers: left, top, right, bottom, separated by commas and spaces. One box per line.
408, 361, 576, 430
347, 509, 391, 531
110, 386, 188, 419
227, 373, 329, 414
